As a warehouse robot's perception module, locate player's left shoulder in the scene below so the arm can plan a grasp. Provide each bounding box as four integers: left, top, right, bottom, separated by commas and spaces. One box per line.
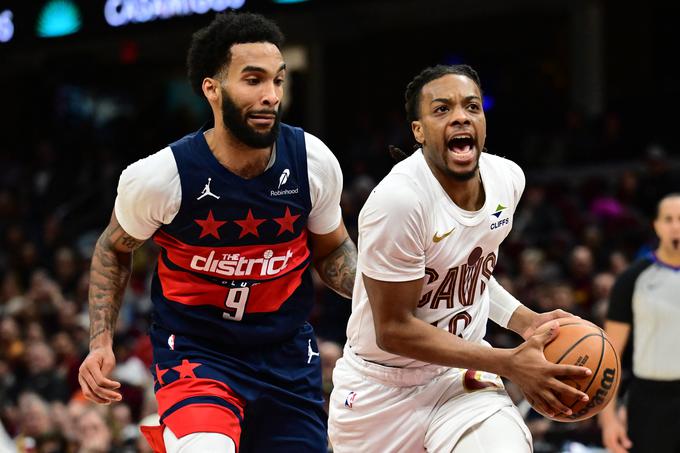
481, 151, 522, 174
304, 131, 335, 159
304, 131, 341, 176
481, 151, 525, 191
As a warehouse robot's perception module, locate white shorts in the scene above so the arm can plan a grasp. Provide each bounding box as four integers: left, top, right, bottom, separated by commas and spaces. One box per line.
163, 427, 235, 453
328, 345, 532, 453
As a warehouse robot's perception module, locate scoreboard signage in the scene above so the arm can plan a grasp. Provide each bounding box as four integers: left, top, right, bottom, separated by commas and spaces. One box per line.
104, 0, 246, 27
0, 0, 247, 45
0, 9, 14, 43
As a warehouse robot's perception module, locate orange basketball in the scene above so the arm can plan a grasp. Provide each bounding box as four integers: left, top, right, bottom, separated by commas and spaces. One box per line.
532, 317, 620, 422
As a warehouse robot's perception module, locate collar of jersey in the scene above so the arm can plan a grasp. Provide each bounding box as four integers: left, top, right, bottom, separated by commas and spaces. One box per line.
414, 151, 491, 227
194, 122, 281, 184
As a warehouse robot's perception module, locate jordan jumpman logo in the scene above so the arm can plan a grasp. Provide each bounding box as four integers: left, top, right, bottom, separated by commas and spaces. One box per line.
197, 177, 220, 200
307, 339, 320, 364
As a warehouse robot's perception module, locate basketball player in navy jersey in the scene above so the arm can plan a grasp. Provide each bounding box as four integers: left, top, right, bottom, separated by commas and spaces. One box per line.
78, 12, 356, 453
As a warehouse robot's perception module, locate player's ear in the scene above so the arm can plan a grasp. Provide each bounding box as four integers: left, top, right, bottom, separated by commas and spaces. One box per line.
411, 120, 424, 144
202, 77, 221, 103
652, 218, 661, 239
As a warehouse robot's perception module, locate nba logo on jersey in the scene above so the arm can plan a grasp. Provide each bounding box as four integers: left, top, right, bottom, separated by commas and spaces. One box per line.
344, 391, 358, 408
168, 334, 175, 350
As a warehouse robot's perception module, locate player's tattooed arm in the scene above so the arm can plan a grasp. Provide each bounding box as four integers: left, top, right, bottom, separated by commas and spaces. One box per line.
317, 236, 357, 298
88, 213, 145, 349
311, 222, 357, 299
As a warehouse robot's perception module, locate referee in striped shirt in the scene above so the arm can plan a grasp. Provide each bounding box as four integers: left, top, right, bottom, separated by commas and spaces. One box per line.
599, 193, 680, 453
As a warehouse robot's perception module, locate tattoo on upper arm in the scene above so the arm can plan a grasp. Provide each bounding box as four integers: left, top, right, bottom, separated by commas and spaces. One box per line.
119, 234, 144, 251
88, 223, 141, 346
318, 237, 357, 299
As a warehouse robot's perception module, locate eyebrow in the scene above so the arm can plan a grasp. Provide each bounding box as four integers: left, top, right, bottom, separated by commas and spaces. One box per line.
241, 63, 287, 74
431, 95, 482, 104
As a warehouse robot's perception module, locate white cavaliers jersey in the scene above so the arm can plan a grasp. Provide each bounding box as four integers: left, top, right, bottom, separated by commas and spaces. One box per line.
346, 150, 525, 368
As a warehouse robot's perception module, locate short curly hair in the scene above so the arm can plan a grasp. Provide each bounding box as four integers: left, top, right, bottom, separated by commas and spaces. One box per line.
404, 64, 482, 123
187, 12, 285, 96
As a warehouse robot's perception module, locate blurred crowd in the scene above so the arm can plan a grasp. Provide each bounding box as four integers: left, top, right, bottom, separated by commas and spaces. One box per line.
1, 93, 679, 452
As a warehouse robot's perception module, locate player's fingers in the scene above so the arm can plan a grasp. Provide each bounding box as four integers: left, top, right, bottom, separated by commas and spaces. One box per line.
550, 363, 592, 378
529, 392, 555, 418
537, 321, 560, 346
604, 427, 631, 453
609, 440, 629, 453
78, 373, 110, 405
539, 389, 573, 416
87, 363, 121, 390
548, 378, 589, 403
620, 432, 633, 449
603, 440, 623, 453
551, 309, 572, 319
82, 371, 117, 402
81, 367, 122, 401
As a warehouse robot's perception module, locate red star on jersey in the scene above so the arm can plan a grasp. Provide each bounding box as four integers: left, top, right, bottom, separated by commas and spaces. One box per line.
155, 364, 169, 386
194, 210, 227, 239
234, 209, 266, 238
172, 359, 201, 379
273, 207, 300, 236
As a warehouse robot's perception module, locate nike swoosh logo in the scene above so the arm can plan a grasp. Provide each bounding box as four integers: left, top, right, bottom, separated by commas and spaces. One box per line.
433, 227, 456, 243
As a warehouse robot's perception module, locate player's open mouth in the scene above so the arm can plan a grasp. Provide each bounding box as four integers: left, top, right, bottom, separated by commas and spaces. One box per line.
447, 135, 475, 161
673, 238, 679, 250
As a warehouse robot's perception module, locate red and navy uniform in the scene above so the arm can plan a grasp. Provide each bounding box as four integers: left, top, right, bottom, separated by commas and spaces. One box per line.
144, 124, 326, 452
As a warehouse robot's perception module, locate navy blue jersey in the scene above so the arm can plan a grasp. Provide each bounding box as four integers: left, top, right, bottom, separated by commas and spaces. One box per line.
150, 123, 315, 346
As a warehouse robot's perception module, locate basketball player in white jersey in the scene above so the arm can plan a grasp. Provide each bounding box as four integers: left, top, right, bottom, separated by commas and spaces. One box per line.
328, 65, 592, 452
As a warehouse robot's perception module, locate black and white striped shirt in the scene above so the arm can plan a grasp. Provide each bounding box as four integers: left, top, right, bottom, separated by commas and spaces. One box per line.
607, 254, 680, 380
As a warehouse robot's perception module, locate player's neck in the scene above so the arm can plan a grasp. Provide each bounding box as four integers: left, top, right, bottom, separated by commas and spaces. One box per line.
655, 247, 680, 267
438, 172, 485, 211
204, 126, 272, 179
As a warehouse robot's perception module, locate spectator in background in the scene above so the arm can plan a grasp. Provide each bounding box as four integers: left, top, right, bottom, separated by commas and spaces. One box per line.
0, 316, 24, 366
74, 407, 115, 453
638, 145, 680, 217
24, 321, 46, 344
609, 250, 630, 276
590, 272, 615, 326
51, 331, 81, 396
13, 393, 54, 453
0, 357, 16, 412
600, 193, 680, 453
52, 247, 80, 299
110, 403, 138, 451
514, 248, 560, 310
511, 185, 564, 249
567, 245, 595, 309
1, 272, 26, 317
16, 341, 70, 403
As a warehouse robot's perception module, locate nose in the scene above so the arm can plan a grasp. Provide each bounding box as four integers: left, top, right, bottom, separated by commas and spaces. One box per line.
261, 82, 281, 107
450, 104, 470, 126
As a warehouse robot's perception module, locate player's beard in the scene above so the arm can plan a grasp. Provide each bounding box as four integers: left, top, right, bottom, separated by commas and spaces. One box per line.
447, 164, 479, 182
221, 88, 280, 149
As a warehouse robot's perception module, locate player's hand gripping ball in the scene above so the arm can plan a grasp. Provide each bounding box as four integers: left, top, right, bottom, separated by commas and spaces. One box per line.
534, 317, 620, 422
